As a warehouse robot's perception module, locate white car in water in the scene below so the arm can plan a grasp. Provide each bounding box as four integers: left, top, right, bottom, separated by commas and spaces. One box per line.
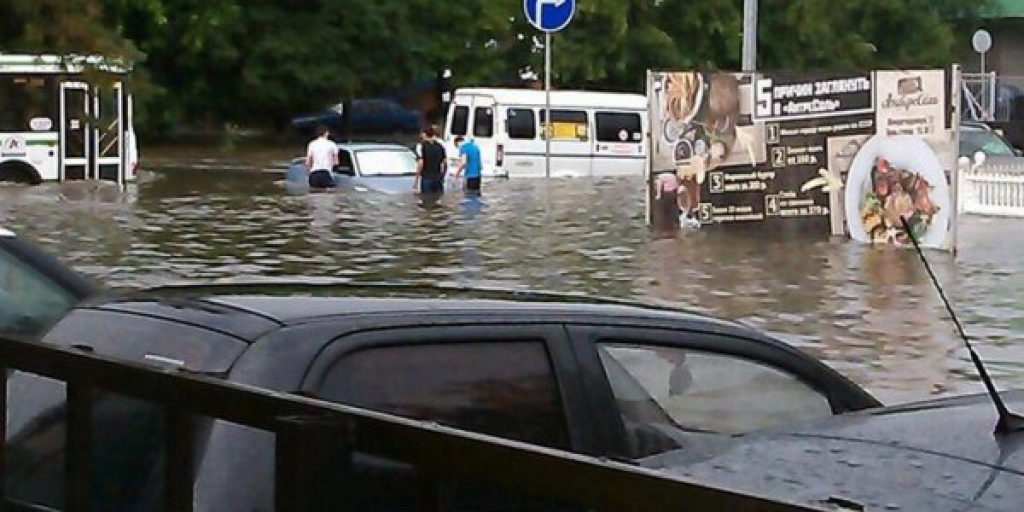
286, 142, 428, 194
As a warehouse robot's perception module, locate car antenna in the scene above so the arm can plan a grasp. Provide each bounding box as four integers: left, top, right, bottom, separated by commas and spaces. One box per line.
900, 216, 1024, 434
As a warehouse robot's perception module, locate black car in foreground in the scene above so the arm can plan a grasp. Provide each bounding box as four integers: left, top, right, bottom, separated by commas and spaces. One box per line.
5, 279, 880, 511
4, 230, 1024, 511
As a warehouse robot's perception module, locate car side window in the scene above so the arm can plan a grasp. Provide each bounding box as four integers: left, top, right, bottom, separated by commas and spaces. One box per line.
317, 340, 570, 449
0, 244, 78, 337
597, 342, 831, 443
337, 149, 355, 175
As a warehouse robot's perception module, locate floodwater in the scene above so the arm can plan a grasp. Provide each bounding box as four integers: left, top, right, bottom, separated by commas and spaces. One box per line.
1, 144, 1022, 406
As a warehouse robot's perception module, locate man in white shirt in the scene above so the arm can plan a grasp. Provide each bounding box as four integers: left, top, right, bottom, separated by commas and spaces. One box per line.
305, 125, 339, 188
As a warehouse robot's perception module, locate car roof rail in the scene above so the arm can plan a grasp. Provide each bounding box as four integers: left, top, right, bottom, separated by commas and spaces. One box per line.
138, 277, 703, 316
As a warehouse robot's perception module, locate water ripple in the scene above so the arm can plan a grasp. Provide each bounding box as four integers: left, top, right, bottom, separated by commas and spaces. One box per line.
2, 167, 1024, 405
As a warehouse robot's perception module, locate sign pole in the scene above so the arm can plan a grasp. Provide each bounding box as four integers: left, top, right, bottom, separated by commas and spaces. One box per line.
525, 0, 574, 178
545, 32, 552, 179
742, 0, 757, 71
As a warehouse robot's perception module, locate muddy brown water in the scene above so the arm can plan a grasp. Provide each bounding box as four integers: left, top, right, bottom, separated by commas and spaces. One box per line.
2, 143, 1022, 406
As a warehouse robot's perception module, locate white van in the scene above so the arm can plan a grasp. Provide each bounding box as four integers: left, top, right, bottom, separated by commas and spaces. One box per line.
442, 87, 647, 178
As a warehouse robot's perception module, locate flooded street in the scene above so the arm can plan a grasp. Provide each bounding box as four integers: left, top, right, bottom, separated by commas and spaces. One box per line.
1, 145, 1022, 406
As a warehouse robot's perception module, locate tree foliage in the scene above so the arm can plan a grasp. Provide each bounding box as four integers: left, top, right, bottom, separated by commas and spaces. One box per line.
0, 0, 993, 135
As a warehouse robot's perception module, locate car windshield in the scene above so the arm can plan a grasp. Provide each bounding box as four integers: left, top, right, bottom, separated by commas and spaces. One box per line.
0, 238, 81, 338
961, 129, 1016, 157
354, 149, 417, 176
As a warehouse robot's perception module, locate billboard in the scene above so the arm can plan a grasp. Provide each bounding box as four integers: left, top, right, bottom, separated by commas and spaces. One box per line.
646, 68, 957, 250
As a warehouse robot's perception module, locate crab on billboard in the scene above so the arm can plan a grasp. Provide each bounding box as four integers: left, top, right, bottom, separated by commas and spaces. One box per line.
646, 68, 957, 251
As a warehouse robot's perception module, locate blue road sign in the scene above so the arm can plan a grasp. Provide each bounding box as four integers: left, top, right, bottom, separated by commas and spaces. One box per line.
524, 0, 576, 33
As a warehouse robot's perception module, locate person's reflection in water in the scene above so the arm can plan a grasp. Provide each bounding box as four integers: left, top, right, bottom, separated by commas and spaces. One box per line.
458, 194, 485, 280
418, 192, 445, 209
461, 193, 483, 220
307, 192, 340, 234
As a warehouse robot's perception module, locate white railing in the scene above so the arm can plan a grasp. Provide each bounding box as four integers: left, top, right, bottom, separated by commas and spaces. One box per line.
959, 163, 1024, 217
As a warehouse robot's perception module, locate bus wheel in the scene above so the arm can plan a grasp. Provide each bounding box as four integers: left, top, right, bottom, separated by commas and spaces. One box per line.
0, 162, 42, 185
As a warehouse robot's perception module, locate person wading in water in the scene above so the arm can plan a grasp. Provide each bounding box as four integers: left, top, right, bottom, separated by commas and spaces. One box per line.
413, 125, 447, 199
305, 125, 339, 189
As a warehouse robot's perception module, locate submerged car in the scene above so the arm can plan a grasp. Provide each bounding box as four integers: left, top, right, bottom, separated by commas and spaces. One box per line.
5, 279, 879, 511
286, 142, 422, 194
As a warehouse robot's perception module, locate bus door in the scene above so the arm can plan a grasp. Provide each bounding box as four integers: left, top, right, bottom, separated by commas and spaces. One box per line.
592, 110, 645, 176
93, 82, 124, 187
467, 96, 498, 175
443, 97, 469, 170
59, 81, 90, 181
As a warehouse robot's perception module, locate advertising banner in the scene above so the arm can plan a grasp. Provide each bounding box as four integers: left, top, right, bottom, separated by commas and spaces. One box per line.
647, 68, 956, 251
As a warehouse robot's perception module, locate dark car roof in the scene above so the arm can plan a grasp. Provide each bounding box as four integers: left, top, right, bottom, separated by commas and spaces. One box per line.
79, 281, 771, 342
644, 390, 1024, 511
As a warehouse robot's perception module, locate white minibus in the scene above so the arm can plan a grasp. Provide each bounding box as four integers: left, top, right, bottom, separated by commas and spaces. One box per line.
442, 87, 647, 178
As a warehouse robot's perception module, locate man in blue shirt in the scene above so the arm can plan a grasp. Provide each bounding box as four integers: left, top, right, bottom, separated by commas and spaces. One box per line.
454, 136, 483, 194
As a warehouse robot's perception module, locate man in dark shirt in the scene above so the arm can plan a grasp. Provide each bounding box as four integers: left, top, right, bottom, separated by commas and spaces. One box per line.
414, 125, 447, 196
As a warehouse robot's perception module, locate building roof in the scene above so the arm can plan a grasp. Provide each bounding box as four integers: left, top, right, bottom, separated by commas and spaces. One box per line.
986, 0, 1024, 18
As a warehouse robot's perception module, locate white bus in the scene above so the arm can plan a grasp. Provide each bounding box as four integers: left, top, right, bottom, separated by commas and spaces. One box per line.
0, 53, 136, 187
442, 87, 647, 179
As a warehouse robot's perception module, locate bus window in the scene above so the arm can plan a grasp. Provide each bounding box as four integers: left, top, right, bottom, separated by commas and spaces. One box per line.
450, 106, 469, 136
507, 108, 536, 140
0, 77, 54, 132
473, 107, 494, 138
596, 112, 642, 143
540, 110, 589, 141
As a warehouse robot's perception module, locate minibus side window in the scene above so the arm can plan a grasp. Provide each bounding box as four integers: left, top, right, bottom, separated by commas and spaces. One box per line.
506, 108, 536, 140
450, 106, 469, 136
540, 110, 589, 141
473, 107, 494, 138
595, 112, 642, 143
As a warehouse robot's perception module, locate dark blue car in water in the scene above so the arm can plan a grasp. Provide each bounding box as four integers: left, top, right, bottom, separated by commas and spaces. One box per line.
290, 99, 422, 136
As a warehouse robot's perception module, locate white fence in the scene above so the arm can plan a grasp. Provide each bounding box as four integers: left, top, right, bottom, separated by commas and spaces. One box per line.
959, 164, 1024, 217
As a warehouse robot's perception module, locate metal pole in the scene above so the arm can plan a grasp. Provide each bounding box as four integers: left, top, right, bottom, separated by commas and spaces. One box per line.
543, 31, 553, 283
742, 0, 758, 71
951, 64, 962, 258
545, 32, 552, 179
